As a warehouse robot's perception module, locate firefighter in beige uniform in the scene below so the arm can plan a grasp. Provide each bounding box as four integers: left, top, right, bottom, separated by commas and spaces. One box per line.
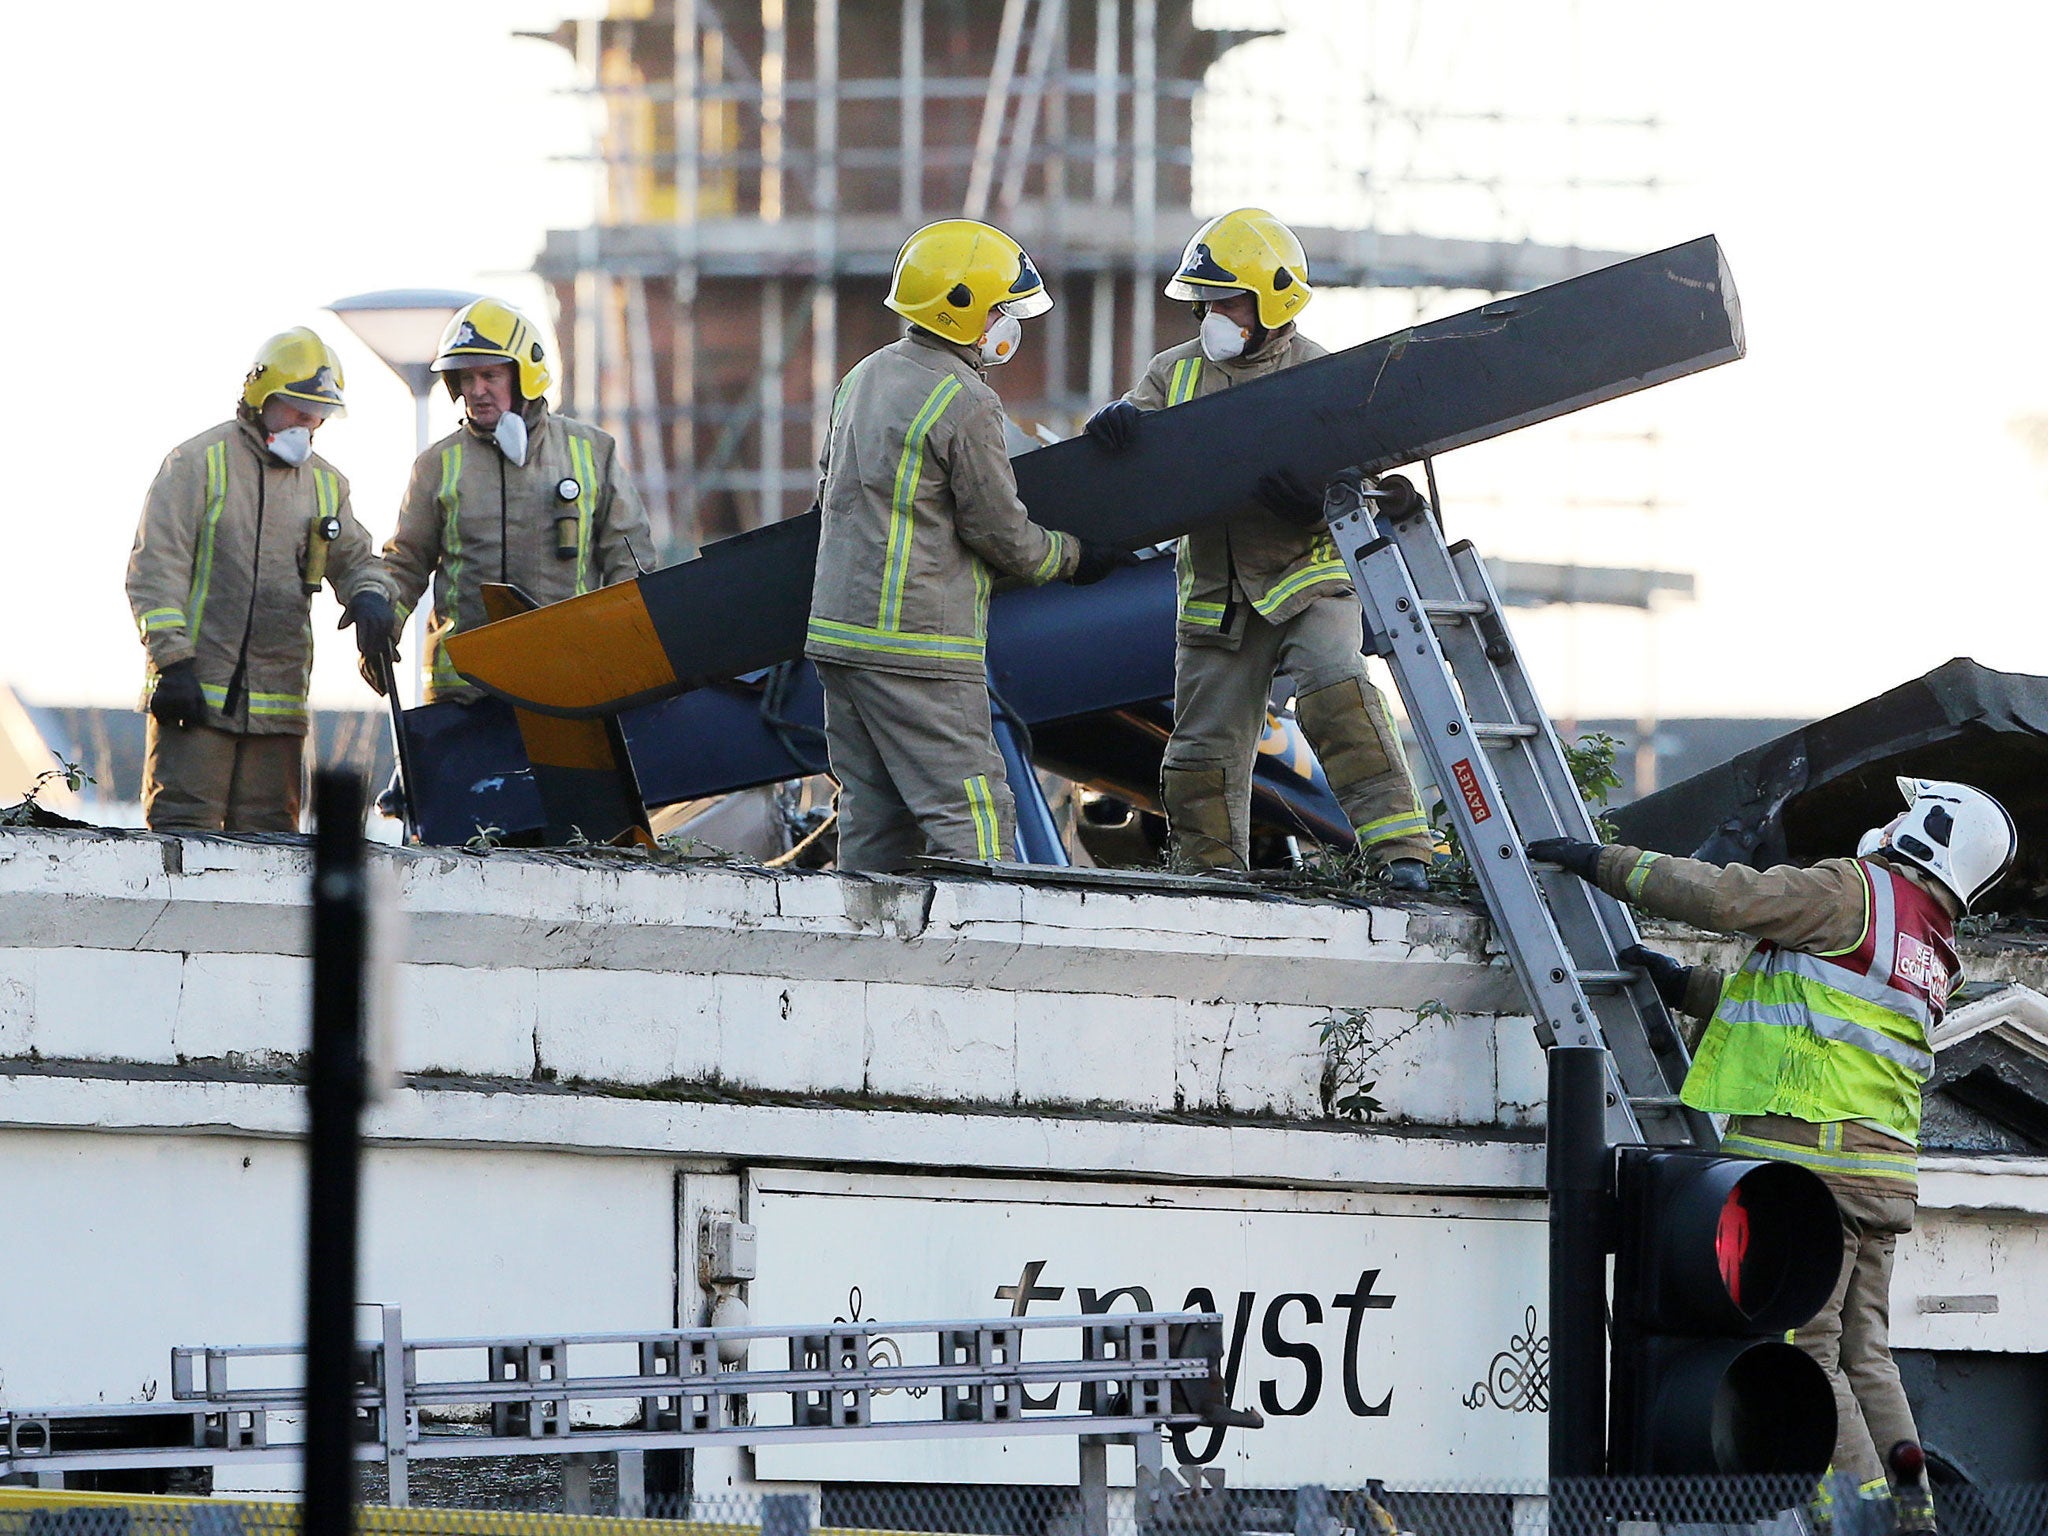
1533, 777, 2020, 1534
806, 219, 1129, 872
1085, 209, 1433, 888
125, 329, 393, 831
379, 298, 653, 704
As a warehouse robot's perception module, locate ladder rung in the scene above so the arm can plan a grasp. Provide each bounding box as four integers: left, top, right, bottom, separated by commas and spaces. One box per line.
1346, 507, 1705, 1152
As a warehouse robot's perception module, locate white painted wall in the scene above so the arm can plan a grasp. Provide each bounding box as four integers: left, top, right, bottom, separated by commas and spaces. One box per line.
743, 1169, 1549, 1489
0, 828, 1542, 1125
0, 1130, 675, 1410
2, 827, 2046, 1493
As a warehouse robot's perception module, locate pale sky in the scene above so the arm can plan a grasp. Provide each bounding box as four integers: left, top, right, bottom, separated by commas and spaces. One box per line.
4, 2, 2045, 725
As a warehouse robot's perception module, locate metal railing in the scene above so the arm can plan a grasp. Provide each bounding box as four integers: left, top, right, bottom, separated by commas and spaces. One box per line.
1, 1309, 1241, 1518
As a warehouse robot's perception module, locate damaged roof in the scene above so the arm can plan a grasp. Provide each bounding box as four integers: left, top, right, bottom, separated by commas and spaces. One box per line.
1610, 658, 2048, 914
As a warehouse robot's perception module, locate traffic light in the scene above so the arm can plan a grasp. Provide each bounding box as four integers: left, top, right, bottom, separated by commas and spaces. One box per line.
1608, 1148, 1843, 1475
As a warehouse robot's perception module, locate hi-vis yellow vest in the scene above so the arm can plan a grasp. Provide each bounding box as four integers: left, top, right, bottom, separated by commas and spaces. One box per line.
1681, 858, 1956, 1147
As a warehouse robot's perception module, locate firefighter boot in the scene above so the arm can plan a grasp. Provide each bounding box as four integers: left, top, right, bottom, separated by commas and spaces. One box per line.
1890, 1442, 1937, 1535
1161, 763, 1249, 871
1294, 678, 1433, 881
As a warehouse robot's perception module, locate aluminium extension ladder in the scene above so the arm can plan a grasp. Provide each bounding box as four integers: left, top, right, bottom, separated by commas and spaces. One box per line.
1326, 473, 1717, 1150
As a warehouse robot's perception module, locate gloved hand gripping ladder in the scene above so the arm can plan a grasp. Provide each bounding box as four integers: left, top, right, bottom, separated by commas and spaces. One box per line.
1324, 474, 1715, 1151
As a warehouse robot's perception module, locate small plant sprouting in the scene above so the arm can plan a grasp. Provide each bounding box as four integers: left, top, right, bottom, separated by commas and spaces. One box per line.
1564, 730, 1625, 841
465, 824, 506, 853
1, 758, 96, 827
1314, 997, 1457, 1121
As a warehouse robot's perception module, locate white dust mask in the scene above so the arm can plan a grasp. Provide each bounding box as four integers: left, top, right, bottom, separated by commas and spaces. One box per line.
493, 410, 529, 466
1200, 311, 1251, 363
265, 426, 313, 466
980, 312, 1023, 366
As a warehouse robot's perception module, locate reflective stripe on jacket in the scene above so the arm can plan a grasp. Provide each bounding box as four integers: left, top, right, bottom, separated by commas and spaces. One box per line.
125, 415, 383, 736
1123, 329, 1350, 640
1682, 857, 1954, 1147
1718, 1115, 1923, 1196
805, 330, 1077, 681
383, 404, 653, 702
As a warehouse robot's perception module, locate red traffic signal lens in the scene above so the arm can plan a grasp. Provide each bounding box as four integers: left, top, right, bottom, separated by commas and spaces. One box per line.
1620, 1151, 1841, 1335
1717, 1186, 1751, 1310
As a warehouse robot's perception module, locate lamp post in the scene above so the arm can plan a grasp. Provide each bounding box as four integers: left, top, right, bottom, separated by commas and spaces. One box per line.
325, 289, 478, 707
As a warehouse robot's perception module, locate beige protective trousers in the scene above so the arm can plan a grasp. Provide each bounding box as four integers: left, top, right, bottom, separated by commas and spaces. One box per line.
143, 719, 303, 832
816, 662, 1014, 873
1795, 1180, 1923, 1498
1162, 594, 1433, 869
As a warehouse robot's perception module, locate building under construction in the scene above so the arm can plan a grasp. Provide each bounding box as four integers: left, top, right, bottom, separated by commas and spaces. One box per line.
528, 1, 1622, 558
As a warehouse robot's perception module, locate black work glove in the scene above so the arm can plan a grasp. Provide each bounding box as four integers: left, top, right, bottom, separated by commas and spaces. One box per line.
1619, 944, 1692, 1012
1069, 540, 1140, 587
339, 588, 397, 665
1526, 836, 1604, 882
1368, 472, 1426, 522
149, 658, 206, 729
1252, 467, 1327, 527
1085, 399, 1142, 452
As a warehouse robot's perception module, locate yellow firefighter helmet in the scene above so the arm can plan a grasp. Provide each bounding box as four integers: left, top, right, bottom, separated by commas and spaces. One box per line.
430, 297, 554, 401
240, 328, 347, 417
1164, 207, 1313, 328
885, 219, 1053, 345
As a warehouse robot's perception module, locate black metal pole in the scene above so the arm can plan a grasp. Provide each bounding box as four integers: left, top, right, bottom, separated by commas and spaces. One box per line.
306, 771, 367, 1533
1547, 1045, 1611, 1478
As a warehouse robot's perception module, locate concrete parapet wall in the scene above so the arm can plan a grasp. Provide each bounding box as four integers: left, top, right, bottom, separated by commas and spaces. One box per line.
5, 828, 2048, 1474
0, 828, 1541, 1130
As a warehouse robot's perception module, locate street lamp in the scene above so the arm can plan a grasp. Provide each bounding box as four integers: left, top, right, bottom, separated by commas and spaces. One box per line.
324, 289, 478, 706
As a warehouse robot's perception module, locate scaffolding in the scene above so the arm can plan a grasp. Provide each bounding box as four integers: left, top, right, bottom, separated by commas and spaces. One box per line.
1190, 0, 1683, 789
526, 0, 1628, 559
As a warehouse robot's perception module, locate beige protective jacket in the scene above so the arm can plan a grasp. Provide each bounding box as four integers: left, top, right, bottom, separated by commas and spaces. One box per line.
126, 414, 383, 735
1125, 328, 1350, 643
1594, 842, 1956, 1193
1592, 845, 1875, 1019
805, 330, 1079, 681
383, 403, 652, 702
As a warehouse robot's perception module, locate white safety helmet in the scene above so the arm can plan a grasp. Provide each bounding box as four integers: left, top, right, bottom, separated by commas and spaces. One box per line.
1856, 776, 2017, 914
